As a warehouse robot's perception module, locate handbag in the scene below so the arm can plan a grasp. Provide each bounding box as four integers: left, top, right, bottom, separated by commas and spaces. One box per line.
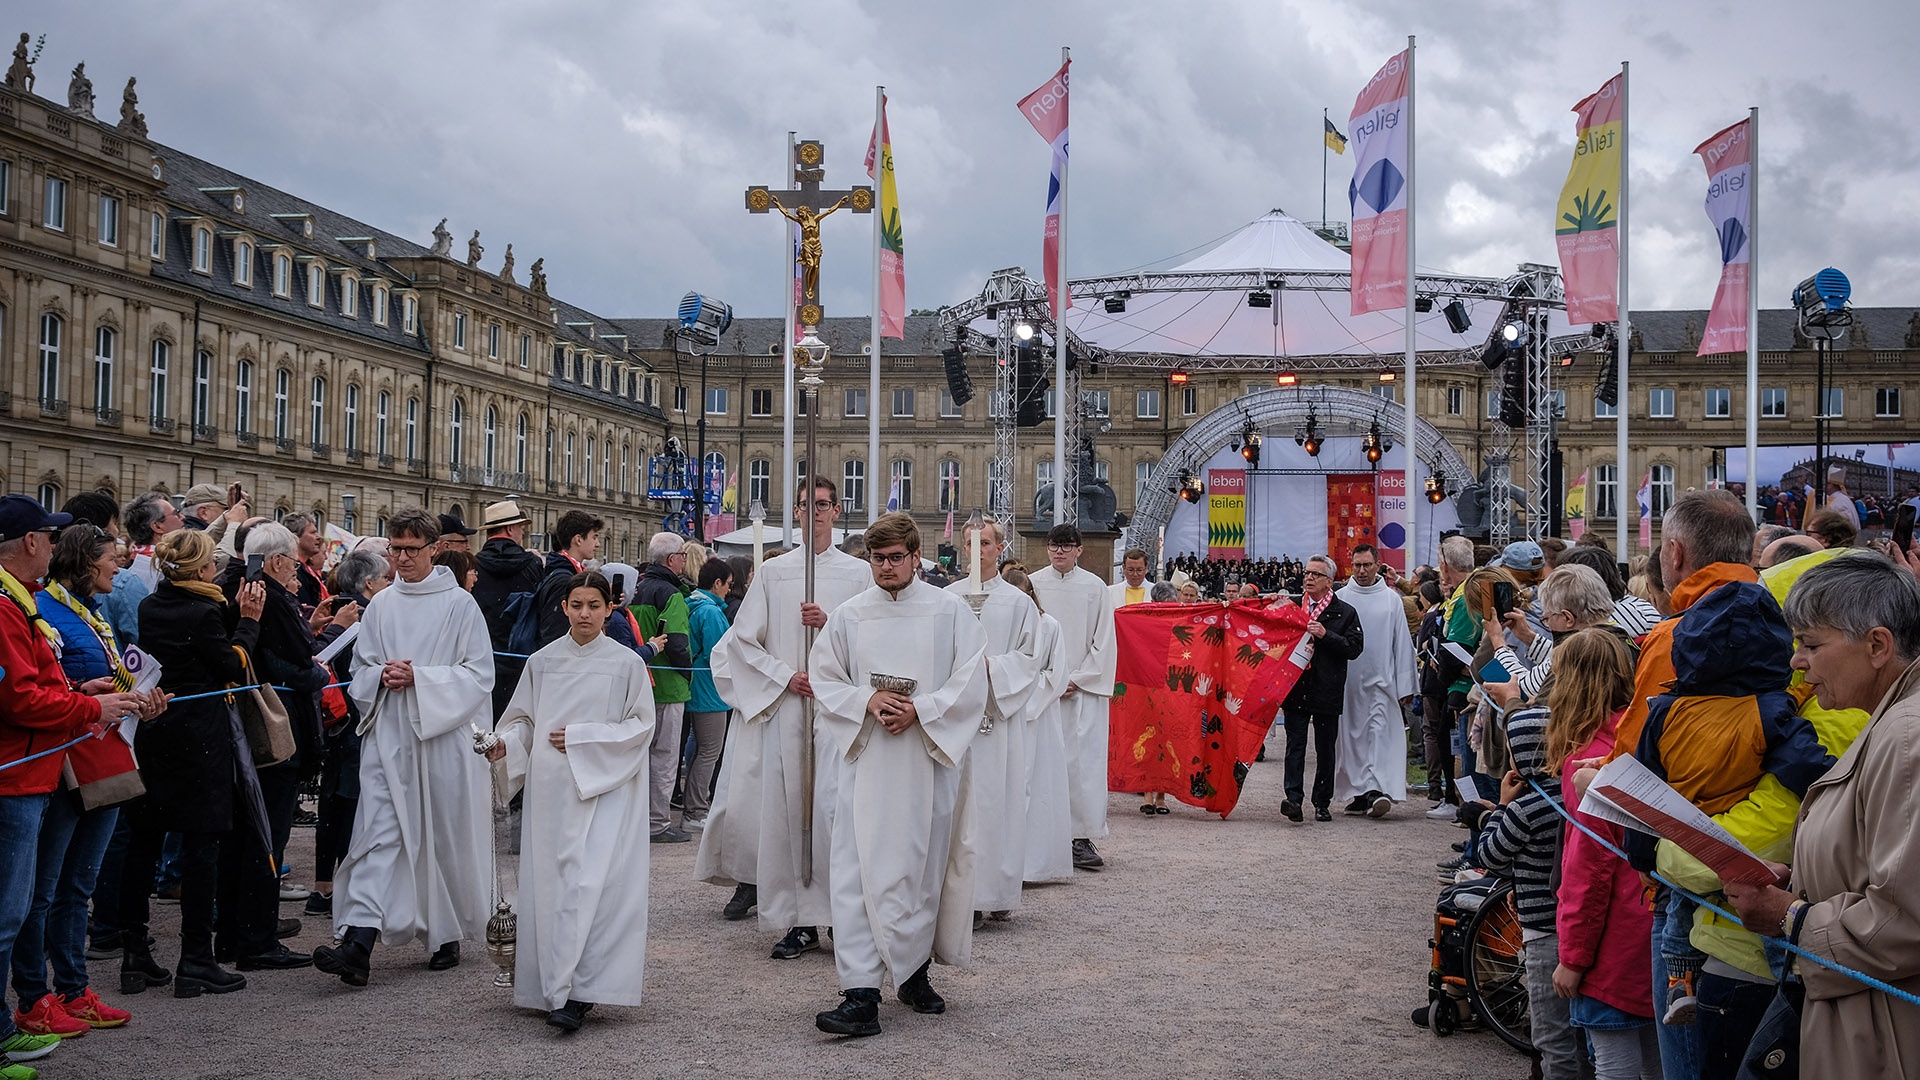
232, 645, 295, 767
1736, 978, 1803, 1079
59, 729, 145, 812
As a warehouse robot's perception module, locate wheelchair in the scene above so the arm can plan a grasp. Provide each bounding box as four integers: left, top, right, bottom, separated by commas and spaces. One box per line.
1426, 875, 1534, 1054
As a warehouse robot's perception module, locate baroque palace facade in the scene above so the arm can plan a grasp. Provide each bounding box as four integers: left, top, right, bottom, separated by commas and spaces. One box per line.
7, 66, 1920, 558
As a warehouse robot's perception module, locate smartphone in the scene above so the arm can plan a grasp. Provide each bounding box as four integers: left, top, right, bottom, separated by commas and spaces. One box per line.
245, 552, 266, 582
610, 572, 627, 602
1492, 581, 1516, 619
227, 481, 244, 507
1893, 503, 1916, 554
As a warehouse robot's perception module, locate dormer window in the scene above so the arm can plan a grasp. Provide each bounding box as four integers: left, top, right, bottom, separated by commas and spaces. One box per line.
305, 260, 325, 308
192, 226, 212, 274
335, 236, 377, 260
271, 212, 314, 239
372, 283, 389, 326
233, 238, 253, 286
199, 186, 245, 214
339, 273, 358, 318
402, 294, 418, 334
273, 252, 291, 297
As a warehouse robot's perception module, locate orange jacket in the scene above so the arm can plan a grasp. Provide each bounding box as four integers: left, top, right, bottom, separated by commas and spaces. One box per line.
1607, 561, 1758, 763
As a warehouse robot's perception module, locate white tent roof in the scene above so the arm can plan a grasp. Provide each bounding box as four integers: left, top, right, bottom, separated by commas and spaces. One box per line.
1057, 210, 1566, 361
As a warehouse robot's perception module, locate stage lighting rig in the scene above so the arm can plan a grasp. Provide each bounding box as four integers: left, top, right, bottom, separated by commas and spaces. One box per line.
1104, 292, 1130, 314
1442, 299, 1472, 334
1363, 419, 1383, 466
1246, 290, 1273, 309
1239, 423, 1262, 467
1275, 370, 1297, 388
1295, 408, 1322, 458
1425, 476, 1447, 504
1014, 321, 1036, 342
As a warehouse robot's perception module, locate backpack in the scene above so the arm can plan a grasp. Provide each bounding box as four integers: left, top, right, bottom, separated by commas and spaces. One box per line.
502, 590, 541, 656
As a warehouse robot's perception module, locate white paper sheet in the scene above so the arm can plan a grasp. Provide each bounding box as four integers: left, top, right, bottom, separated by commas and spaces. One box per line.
1586, 755, 1777, 886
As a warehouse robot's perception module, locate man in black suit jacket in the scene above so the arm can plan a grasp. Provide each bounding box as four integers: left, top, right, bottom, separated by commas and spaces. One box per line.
1275, 554, 1364, 823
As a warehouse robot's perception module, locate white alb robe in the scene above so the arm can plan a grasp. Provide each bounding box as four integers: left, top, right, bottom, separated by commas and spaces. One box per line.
693, 544, 871, 931
498, 632, 656, 1011
338, 565, 495, 950
1021, 613, 1075, 883
945, 576, 1043, 912
811, 578, 988, 987
1333, 577, 1415, 803
1029, 565, 1117, 839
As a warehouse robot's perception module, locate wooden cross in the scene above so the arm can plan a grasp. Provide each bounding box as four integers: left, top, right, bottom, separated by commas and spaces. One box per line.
745, 139, 872, 327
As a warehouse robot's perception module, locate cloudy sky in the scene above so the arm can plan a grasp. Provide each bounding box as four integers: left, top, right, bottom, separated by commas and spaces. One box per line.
31, 1, 1920, 321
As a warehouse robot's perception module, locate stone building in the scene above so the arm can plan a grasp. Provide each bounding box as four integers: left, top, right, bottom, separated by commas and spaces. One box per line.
1, 67, 670, 559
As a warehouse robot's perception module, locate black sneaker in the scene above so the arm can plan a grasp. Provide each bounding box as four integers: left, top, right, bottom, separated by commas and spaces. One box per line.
1343, 796, 1370, 815
1071, 839, 1104, 869
546, 999, 594, 1032
303, 893, 332, 918
313, 935, 372, 987
650, 828, 691, 844
1280, 800, 1303, 823
722, 883, 758, 921
772, 926, 821, 960
815, 988, 882, 1036
897, 961, 946, 1014
1314, 806, 1333, 822
428, 942, 460, 970
1367, 793, 1393, 818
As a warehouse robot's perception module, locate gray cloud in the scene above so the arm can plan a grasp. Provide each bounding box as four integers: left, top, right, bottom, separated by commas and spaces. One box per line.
27, 0, 1920, 320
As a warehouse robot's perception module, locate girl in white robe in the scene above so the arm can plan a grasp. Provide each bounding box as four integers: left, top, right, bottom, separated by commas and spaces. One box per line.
1004, 569, 1074, 884
491, 571, 657, 1031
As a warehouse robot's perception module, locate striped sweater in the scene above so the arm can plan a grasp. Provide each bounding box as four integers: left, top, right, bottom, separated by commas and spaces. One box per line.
1473, 706, 1563, 933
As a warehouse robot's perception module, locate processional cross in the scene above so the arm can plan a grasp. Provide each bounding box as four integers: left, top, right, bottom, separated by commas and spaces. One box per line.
745, 139, 872, 327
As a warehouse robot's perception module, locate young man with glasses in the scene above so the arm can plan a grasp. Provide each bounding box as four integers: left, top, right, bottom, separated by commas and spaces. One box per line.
695, 478, 872, 961
1025, 524, 1117, 870
313, 509, 495, 987
1271, 554, 1363, 823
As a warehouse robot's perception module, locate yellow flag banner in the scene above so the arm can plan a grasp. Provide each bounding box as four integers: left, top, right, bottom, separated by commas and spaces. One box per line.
1555, 74, 1623, 324
1207, 469, 1247, 559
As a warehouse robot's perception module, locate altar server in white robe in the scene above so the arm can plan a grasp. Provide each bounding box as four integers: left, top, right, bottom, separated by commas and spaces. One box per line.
489, 570, 656, 1032
693, 478, 871, 960
1004, 568, 1074, 884
1332, 544, 1414, 816
1027, 523, 1117, 870
810, 514, 989, 1038
945, 519, 1043, 920
315, 509, 495, 987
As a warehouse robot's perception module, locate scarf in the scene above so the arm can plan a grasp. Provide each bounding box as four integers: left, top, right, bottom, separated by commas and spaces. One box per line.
166, 578, 230, 605
43, 580, 134, 690
1302, 590, 1333, 623
0, 564, 62, 652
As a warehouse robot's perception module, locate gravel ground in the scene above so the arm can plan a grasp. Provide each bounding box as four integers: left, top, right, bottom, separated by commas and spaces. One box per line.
50, 741, 1533, 1080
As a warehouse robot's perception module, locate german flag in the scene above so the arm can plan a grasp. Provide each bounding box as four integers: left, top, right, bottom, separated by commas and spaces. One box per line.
1324, 116, 1348, 154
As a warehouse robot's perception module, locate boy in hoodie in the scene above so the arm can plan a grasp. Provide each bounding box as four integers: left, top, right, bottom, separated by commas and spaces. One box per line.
1628, 581, 1832, 1026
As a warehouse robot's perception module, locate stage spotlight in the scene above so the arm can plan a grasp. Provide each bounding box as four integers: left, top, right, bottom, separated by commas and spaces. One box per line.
1425, 476, 1446, 504
1363, 420, 1383, 466
1240, 427, 1262, 467
1414, 296, 1434, 313
1378, 369, 1396, 383
1302, 434, 1321, 457
1014, 321, 1036, 342
1246, 290, 1273, 309
1501, 320, 1523, 345
1179, 474, 1206, 503
1104, 292, 1129, 314
1443, 300, 1472, 335
1275, 371, 1297, 388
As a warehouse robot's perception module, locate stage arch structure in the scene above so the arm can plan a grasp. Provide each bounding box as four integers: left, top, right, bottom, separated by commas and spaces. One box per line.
933, 210, 1603, 547
1132, 385, 1470, 573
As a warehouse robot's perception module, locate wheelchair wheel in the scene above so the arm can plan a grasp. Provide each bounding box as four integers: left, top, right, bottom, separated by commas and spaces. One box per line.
1463, 878, 1534, 1054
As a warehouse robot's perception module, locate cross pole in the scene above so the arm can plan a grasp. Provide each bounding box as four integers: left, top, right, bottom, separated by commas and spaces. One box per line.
745, 138, 873, 326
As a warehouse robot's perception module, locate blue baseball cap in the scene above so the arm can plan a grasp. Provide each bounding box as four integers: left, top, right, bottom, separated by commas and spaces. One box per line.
0, 494, 73, 542
1496, 540, 1545, 572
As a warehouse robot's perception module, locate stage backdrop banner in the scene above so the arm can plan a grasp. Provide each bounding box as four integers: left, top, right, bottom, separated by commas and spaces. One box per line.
1206, 468, 1247, 559
1372, 470, 1408, 573
1110, 599, 1311, 817
1326, 473, 1377, 573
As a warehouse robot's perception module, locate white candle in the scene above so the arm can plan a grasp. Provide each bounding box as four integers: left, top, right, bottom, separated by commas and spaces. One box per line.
968, 525, 983, 594
752, 518, 765, 570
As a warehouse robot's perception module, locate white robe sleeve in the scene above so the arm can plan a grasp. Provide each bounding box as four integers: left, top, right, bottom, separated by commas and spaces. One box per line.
409, 600, 496, 740
496, 661, 538, 801
562, 654, 658, 800
808, 612, 876, 761
1068, 583, 1117, 697
982, 599, 1044, 723
908, 611, 990, 770
347, 606, 387, 716
709, 576, 793, 724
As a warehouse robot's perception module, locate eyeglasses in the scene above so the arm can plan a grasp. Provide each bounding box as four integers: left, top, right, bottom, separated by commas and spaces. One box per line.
389, 543, 430, 557
1302, 570, 1330, 579
868, 551, 915, 566
801, 499, 838, 512
1047, 544, 1080, 552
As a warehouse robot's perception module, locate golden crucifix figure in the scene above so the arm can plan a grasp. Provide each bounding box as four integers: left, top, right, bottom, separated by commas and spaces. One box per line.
767, 192, 851, 304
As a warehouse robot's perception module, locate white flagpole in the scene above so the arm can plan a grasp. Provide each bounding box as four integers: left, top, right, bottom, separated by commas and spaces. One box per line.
781, 130, 797, 546
1053, 45, 1071, 527
1745, 106, 1760, 522
1615, 64, 1630, 557
1403, 36, 1418, 568
870, 86, 884, 527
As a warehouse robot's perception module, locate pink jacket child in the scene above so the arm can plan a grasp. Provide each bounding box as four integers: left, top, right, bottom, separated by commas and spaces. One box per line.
1555, 715, 1654, 1018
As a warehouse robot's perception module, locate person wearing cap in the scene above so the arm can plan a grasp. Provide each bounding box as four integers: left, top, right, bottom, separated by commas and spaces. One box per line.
471, 501, 544, 720
1824, 465, 1861, 533
0, 496, 153, 1064
435, 513, 478, 556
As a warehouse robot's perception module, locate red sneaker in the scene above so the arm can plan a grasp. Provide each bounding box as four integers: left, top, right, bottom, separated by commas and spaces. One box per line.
12, 995, 89, 1038
60, 988, 130, 1029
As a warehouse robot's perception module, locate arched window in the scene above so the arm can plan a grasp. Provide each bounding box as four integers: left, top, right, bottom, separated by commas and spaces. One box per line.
309, 376, 327, 447
148, 339, 169, 424
404, 397, 419, 461
37, 314, 61, 406
888, 458, 912, 510
621, 442, 631, 495
449, 396, 465, 464
585, 435, 596, 488
515, 413, 529, 475
375, 390, 391, 456
273, 368, 290, 441
938, 460, 961, 512
192, 349, 211, 432
602, 445, 613, 493
36, 482, 60, 512
234, 359, 253, 434
192, 227, 211, 273
234, 240, 253, 287
545, 426, 555, 482
565, 431, 576, 484
343, 383, 360, 452
483, 405, 498, 472
273, 253, 291, 296
843, 458, 865, 512
749, 458, 772, 509
93, 326, 115, 415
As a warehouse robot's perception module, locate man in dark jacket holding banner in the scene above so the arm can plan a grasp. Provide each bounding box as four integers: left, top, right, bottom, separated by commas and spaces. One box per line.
1274, 553, 1364, 823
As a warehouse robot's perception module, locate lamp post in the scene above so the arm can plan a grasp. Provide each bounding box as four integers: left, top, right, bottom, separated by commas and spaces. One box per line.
675, 292, 734, 542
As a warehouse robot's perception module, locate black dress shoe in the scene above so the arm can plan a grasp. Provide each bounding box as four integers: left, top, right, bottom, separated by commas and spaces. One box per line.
1071, 838, 1103, 869
1280, 800, 1303, 823
815, 988, 882, 1037
1314, 806, 1333, 822
238, 944, 313, 970
428, 942, 460, 970
897, 961, 946, 1015
722, 883, 758, 921
546, 999, 594, 1032
312, 940, 371, 987
175, 956, 247, 997
277, 917, 301, 939
771, 926, 820, 959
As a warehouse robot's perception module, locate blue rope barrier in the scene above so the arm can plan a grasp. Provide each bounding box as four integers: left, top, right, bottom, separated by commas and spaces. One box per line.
0, 730, 105, 772
1523, 775, 1920, 1010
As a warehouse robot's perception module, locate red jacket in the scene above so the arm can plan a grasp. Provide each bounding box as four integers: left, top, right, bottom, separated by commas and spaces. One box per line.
1556, 717, 1655, 1018
0, 591, 102, 796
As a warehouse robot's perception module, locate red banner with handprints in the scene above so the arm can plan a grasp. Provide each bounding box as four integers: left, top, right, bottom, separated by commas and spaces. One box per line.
1109, 599, 1312, 817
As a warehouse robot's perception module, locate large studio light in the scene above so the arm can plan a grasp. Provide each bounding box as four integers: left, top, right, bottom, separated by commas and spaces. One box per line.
675, 291, 734, 346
